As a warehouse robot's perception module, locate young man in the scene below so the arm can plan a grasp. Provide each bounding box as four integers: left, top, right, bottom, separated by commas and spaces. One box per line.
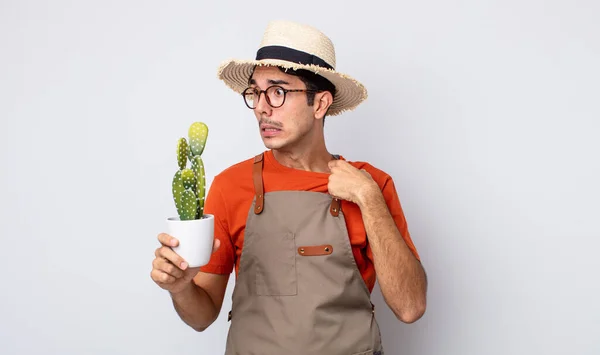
151, 20, 427, 355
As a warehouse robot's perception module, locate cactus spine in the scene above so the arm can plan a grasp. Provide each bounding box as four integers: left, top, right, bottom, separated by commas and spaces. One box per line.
172, 122, 209, 220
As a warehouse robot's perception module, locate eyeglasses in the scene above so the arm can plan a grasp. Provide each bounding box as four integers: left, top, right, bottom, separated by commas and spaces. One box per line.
242, 85, 318, 109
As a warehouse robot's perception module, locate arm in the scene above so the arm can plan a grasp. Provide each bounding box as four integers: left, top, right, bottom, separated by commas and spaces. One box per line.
357, 182, 427, 323
326, 159, 427, 323
170, 272, 230, 332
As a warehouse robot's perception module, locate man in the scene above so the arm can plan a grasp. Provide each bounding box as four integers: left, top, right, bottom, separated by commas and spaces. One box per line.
151, 20, 427, 355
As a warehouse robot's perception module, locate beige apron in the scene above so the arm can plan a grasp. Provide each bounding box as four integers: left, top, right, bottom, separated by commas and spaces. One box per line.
224, 153, 384, 355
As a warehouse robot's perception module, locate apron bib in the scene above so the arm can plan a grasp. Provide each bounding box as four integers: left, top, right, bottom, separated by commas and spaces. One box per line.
224, 153, 384, 355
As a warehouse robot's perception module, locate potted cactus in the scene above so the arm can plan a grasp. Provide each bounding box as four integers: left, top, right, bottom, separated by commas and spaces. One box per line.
166, 122, 214, 267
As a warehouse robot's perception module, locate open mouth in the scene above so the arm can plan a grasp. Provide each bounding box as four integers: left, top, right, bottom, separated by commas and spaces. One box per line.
261, 125, 282, 137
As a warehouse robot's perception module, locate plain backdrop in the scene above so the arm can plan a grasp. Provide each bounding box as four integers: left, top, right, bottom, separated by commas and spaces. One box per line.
1, 1, 599, 354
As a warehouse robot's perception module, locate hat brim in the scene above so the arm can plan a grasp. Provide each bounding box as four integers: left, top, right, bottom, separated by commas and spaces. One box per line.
217, 58, 367, 116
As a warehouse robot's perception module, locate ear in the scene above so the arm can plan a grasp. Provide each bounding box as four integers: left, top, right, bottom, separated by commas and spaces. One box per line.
313, 91, 333, 120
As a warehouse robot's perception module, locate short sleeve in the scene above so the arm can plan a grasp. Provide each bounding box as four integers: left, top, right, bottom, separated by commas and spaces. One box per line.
367, 176, 421, 262
198, 176, 235, 274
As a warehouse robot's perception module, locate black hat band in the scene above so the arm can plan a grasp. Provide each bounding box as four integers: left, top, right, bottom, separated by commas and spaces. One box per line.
255, 45, 334, 70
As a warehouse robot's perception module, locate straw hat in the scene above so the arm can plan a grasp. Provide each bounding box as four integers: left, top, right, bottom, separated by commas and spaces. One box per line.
216, 20, 367, 116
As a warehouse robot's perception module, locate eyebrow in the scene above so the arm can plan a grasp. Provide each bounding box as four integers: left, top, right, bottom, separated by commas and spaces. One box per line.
248, 78, 291, 86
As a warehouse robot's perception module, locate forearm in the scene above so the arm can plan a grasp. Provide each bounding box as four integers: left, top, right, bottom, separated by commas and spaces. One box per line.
358, 186, 427, 323
170, 282, 218, 331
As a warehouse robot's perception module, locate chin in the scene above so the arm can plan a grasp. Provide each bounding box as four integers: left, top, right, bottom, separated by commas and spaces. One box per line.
263, 136, 292, 150
263, 140, 284, 150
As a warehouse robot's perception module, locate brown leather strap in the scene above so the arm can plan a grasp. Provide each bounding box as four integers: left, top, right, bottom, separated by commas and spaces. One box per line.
297, 244, 333, 256
253, 153, 264, 214
329, 154, 341, 217
329, 198, 340, 217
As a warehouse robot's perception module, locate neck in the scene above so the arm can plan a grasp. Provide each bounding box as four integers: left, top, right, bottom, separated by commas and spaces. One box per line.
271, 130, 333, 173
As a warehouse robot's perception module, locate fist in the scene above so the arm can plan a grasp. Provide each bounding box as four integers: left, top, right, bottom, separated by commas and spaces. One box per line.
327, 159, 377, 205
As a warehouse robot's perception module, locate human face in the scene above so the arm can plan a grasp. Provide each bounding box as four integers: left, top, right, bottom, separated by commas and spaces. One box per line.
246, 66, 318, 150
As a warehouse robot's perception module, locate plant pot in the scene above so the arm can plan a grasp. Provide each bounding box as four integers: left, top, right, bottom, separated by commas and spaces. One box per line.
166, 214, 215, 267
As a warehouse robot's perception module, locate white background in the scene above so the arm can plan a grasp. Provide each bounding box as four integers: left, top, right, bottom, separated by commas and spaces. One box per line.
1, 1, 599, 354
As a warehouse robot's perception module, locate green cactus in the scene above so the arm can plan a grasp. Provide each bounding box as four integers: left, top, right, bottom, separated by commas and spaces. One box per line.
177, 138, 188, 170
189, 122, 208, 156
180, 189, 197, 220
191, 156, 206, 218
181, 169, 196, 189
172, 170, 185, 216
172, 122, 209, 220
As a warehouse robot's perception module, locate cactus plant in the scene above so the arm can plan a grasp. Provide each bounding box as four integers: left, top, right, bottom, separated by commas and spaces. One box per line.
172, 122, 209, 220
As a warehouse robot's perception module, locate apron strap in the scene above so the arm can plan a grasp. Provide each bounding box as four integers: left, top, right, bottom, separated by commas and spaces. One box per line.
330, 154, 341, 217
253, 153, 264, 214
330, 197, 340, 217
251, 151, 340, 217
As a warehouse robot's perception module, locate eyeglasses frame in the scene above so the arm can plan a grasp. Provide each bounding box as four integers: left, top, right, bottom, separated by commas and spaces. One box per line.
241, 85, 320, 109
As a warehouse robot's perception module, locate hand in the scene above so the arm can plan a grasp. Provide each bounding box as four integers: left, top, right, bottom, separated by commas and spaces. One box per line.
151, 233, 221, 294
327, 159, 379, 205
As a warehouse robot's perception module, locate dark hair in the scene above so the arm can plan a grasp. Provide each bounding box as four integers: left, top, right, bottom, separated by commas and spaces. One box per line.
277, 67, 336, 107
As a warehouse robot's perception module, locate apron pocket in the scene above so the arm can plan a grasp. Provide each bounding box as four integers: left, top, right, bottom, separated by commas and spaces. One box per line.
255, 232, 297, 296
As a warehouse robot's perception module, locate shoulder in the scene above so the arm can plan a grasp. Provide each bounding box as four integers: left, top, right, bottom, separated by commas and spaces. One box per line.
215, 156, 254, 179
210, 152, 263, 189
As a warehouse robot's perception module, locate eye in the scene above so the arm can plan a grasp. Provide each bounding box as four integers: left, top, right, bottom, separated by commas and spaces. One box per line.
244, 88, 258, 98
273, 87, 285, 97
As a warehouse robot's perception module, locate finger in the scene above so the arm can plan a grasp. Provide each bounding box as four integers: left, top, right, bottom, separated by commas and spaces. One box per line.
327, 176, 337, 189
157, 246, 188, 270
327, 185, 339, 199
328, 168, 341, 179
157, 233, 178, 247
153, 257, 185, 278
332, 159, 350, 168
150, 268, 176, 285
328, 159, 341, 170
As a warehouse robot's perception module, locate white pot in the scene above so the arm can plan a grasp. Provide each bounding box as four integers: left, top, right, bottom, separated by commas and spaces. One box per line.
166, 214, 214, 267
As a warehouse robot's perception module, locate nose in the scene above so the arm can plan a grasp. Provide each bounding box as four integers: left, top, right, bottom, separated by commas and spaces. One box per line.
254, 91, 272, 116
